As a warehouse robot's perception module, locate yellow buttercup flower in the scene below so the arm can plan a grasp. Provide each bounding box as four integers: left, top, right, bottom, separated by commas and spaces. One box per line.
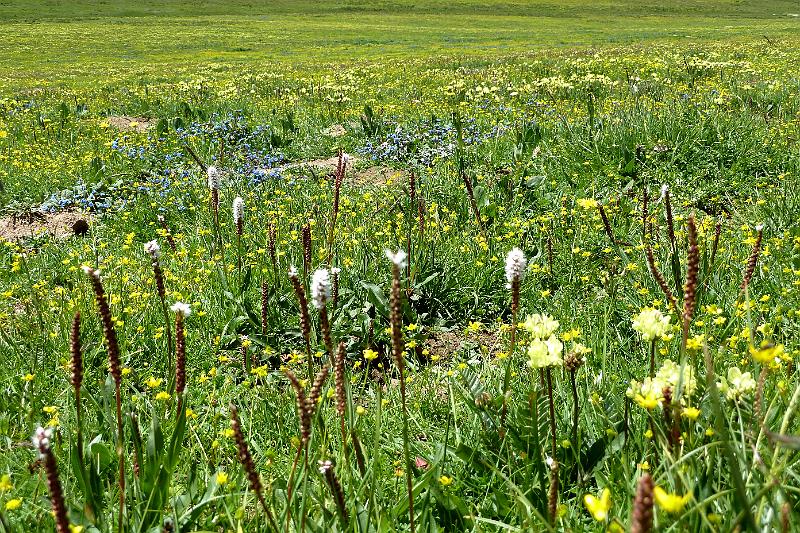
439, 475, 453, 486
583, 488, 611, 521
749, 342, 783, 364
363, 349, 378, 361
5, 498, 21, 511
654, 487, 690, 514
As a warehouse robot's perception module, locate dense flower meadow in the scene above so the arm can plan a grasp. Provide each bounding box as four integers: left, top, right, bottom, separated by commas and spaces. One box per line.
0, 27, 799, 532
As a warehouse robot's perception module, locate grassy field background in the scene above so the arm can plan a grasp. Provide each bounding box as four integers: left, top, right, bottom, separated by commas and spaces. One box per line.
1, 0, 798, 89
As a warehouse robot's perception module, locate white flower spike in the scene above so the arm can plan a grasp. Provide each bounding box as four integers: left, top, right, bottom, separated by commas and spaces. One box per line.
504, 247, 527, 283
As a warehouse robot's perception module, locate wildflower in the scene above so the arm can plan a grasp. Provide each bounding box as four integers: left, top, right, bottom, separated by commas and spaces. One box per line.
583, 488, 611, 521
504, 247, 527, 284
718, 366, 757, 401
682, 407, 701, 421
749, 342, 783, 364
385, 249, 407, 268
356, 405, 366, 415
155, 391, 170, 401
144, 240, 160, 259
216, 471, 229, 485
232, 197, 244, 223
527, 335, 563, 368
631, 474, 654, 533
170, 301, 192, 317
310, 268, 331, 309
32, 426, 53, 458
655, 359, 697, 398
207, 166, 221, 190
31, 426, 70, 533
628, 378, 663, 409
439, 475, 453, 486
363, 349, 378, 361
523, 314, 559, 338
5, 499, 21, 511
145, 377, 162, 388
654, 487, 690, 514
0, 474, 11, 492
632, 308, 671, 341
577, 198, 599, 209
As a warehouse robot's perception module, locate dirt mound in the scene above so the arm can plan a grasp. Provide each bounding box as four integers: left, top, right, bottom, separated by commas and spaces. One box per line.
278, 154, 406, 187
323, 124, 347, 137
351, 166, 407, 187
0, 211, 91, 241
107, 116, 156, 133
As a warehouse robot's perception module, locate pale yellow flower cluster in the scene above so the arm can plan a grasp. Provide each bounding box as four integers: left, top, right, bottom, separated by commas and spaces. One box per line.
524, 314, 563, 368
632, 308, 671, 341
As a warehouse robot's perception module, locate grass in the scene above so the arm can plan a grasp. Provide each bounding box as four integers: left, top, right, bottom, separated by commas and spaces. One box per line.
1, 1, 800, 531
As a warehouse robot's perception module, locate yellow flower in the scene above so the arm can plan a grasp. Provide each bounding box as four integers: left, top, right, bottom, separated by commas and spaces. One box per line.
654, 487, 690, 514
5, 498, 21, 511
583, 488, 611, 521
23, 373, 35, 382
356, 405, 366, 415
439, 475, 453, 486
216, 471, 229, 485
363, 349, 378, 361
682, 407, 701, 421
749, 342, 783, 364
577, 198, 599, 210
0, 474, 12, 492
632, 308, 671, 342
633, 389, 663, 409
145, 376, 163, 388
155, 391, 170, 401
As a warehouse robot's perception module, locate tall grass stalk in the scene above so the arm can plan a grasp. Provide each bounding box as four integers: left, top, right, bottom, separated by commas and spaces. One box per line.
387, 249, 414, 533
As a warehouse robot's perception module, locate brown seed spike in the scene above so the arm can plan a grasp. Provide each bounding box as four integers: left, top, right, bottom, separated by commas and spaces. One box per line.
681, 214, 699, 342
34, 432, 70, 533
645, 239, 678, 314
390, 267, 405, 372
284, 367, 312, 444
547, 460, 559, 525
175, 313, 186, 395
84, 268, 121, 387
631, 473, 655, 533
307, 365, 330, 416
230, 405, 279, 531
302, 223, 312, 275
741, 224, 764, 291
334, 342, 347, 417
260, 280, 269, 336
70, 311, 83, 394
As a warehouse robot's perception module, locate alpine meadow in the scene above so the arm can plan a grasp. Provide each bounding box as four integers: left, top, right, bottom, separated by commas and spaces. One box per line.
1, 1, 800, 531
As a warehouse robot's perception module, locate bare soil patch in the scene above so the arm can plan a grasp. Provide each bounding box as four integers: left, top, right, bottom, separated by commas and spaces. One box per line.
107, 116, 156, 133
323, 124, 347, 137
0, 211, 91, 241
278, 154, 405, 187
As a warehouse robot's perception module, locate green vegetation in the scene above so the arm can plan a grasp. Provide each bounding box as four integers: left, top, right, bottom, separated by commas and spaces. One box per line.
1, 1, 799, 532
